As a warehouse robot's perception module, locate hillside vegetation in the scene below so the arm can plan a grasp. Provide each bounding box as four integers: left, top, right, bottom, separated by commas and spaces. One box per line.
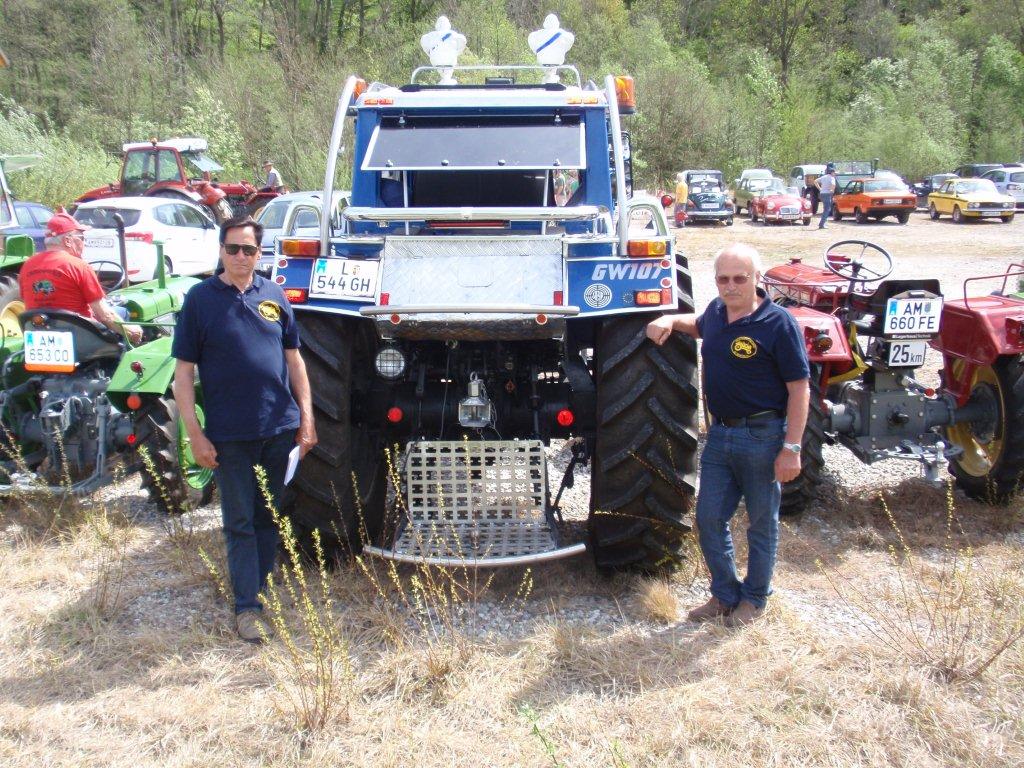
1, 0, 1023, 206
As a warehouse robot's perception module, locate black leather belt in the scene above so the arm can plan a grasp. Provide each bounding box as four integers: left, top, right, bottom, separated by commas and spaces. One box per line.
712, 409, 784, 427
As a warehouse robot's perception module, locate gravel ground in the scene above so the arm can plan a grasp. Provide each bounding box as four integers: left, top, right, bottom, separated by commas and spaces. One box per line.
22, 212, 1022, 641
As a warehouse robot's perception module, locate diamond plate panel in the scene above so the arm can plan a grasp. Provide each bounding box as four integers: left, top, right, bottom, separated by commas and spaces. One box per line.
381, 235, 563, 307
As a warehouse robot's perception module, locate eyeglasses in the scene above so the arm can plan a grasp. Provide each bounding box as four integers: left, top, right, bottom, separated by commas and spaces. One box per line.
715, 274, 750, 285
223, 243, 259, 256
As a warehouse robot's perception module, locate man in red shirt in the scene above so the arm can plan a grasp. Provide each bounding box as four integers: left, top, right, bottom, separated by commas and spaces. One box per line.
19, 213, 142, 343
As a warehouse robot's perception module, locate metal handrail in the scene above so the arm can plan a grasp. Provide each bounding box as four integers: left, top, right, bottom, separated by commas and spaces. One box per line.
321, 76, 359, 256
360, 304, 580, 317
962, 264, 1024, 310
605, 74, 629, 256
410, 64, 582, 88
343, 205, 604, 222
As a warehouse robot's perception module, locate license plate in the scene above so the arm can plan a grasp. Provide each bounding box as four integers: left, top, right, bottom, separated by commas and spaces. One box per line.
87, 237, 114, 248
981, 211, 1000, 217
884, 297, 942, 336
700, 203, 717, 209
883, 198, 902, 206
24, 330, 76, 373
309, 258, 378, 300
887, 340, 928, 367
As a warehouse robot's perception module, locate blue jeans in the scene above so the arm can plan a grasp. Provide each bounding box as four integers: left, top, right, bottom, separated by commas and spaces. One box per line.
818, 192, 833, 227
213, 429, 296, 614
695, 418, 784, 609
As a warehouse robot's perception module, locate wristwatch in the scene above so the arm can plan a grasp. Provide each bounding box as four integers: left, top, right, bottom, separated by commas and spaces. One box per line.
783, 442, 801, 454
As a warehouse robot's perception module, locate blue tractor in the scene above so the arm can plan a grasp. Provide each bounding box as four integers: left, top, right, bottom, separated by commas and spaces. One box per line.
272, 18, 698, 573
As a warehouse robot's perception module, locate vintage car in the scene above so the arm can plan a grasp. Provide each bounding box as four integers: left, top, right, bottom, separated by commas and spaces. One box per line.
747, 178, 812, 225
674, 170, 734, 226
731, 168, 773, 209
831, 176, 916, 223
734, 174, 777, 213
911, 173, 957, 209
927, 177, 1016, 223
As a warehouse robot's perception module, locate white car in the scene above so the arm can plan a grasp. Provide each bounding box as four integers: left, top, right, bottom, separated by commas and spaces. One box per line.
255, 190, 351, 274
981, 166, 1024, 210
73, 197, 220, 283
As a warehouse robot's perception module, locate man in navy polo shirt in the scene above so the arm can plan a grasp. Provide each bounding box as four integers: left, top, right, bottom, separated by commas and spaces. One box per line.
172, 215, 317, 643
647, 243, 809, 627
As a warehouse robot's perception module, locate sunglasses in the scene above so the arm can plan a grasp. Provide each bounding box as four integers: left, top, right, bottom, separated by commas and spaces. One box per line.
223, 243, 259, 256
715, 274, 751, 285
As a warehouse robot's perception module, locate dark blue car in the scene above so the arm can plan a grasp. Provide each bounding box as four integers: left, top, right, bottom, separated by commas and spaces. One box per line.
8, 200, 54, 251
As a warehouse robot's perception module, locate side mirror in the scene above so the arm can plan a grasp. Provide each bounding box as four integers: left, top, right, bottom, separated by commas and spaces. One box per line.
660, 194, 674, 208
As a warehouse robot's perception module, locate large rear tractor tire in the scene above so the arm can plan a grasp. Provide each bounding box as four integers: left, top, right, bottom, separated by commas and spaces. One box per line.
280, 314, 386, 557
588, 266, 699, 574
0, 274, 24, 338
780, 380, 827, 515
137, 396, 216, 514
945, 357, 1024, 503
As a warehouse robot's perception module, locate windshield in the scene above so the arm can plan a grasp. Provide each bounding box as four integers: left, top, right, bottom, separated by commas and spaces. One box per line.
755, 178, 786, 194
256, 200, 289, 230
865, 179, 907, 192
182, 151, 224, 174
74, 207, 142, 228
955, 179, 998, 195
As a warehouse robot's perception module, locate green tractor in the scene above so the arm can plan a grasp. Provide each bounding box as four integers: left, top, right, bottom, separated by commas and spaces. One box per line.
0, 248, 215, 513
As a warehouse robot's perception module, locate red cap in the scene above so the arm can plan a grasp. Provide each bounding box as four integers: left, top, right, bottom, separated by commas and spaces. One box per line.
46, 213, 88, 237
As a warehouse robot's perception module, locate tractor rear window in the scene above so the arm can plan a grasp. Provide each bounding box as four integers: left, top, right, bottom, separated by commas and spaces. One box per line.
363, 116, 585, 171
410, 170, 549, 207
74, 207, 142, 228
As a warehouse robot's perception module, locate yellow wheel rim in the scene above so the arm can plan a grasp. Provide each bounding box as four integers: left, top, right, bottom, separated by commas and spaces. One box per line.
946, 362, 1004, 477
0, 298, 24, 338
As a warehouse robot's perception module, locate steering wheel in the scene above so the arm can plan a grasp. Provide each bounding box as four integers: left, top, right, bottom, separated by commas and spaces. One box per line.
822, 240, 893, 283
91, 260, 128, 292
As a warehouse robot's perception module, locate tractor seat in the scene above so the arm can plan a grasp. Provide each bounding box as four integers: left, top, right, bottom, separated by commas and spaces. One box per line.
19, 309, 125, 363
850, 279, 942, 337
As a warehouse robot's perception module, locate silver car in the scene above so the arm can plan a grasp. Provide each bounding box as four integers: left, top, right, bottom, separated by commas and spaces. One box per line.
981, 166, 1024, 209
254, 189, 351, 274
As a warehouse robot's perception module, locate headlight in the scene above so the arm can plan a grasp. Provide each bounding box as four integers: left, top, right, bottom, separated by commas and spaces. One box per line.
1005, 202, 1014, 209
374, 346, 406, 379
967, 202, 980, 209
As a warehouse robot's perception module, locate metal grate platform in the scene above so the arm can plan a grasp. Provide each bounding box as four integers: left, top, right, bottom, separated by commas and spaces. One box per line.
362, 440, 587, 566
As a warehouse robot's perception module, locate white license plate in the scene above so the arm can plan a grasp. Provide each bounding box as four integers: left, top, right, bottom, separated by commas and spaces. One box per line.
980, 211, 1001, 217
309, 258, 378, 300
24, 330, 76, 373
887, 340, 928, 367
884, 297, 942, 335
883, 198, 902, 206
87, 237, 114, 248
700, 203, 717, 209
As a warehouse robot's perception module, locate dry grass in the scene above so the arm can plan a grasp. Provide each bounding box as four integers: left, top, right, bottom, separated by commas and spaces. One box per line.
1, 477, 1022, 768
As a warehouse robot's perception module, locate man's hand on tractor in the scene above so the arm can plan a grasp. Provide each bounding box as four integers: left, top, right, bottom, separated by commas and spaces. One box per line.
646, 315, 676, 346
297, 420, 318, 459
189, 430, 218, 469
774, 448, 801, 483
123, 324, 143, 345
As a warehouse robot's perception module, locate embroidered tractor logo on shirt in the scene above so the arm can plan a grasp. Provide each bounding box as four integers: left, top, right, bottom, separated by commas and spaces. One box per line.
731, 336, 758, 359
32, 279, 55, 297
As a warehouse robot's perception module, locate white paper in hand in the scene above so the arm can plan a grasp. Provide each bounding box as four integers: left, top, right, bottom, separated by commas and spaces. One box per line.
284, 445, 302, 485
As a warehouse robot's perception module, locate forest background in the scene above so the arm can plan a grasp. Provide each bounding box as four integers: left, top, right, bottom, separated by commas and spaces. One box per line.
1, 0, 1023, 207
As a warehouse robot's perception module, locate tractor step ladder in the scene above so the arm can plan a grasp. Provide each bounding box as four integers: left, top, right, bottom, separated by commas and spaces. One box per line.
361, 439, 587, 567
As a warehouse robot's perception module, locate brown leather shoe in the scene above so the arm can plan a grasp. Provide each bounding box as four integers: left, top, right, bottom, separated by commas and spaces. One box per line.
686, 596, 733, 623
724, 600, 765, 628
236, 610, 268, 643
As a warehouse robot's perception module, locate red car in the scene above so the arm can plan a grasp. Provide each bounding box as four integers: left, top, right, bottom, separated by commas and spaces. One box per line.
749, 179, 812, 225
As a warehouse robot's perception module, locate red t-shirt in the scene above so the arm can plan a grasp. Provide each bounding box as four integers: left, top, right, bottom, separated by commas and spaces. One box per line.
19, 249, 105, 318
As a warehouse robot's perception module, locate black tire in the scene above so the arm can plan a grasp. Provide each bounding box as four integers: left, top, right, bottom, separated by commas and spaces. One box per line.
281, 314, 386, 556
952, 205, 964, 224
726, 216, 734, 226
855, 207, 868, 224
780, 380, 827, 515
945, 357, 1024, 503
832, 204, 842, 221
588, 270, 699, 574
1002, 214, 1014, 223
929, 203, 940, 220
896, 210, 910, 224
0, 274, 24, 339
137, 396, 215, 514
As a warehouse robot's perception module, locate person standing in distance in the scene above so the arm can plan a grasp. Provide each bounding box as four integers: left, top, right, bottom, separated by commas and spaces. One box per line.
172, 216, 317, 643
646, 243, 809, 626
815, 163, 837, 229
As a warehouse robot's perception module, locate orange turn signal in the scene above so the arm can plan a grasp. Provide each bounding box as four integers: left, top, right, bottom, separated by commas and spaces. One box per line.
635, 289, 671, 306
280, 238, 320, 257
614, 75, 636, 112
627, 240, 667, 257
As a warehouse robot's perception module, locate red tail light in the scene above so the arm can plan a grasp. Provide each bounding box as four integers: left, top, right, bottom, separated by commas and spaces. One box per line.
556, 409, 575, 427
553, 290, 564, 306
126, 394, 143, 410
125, 232, 153, 243
284, 288, 308, 303
386, 407, 403, 423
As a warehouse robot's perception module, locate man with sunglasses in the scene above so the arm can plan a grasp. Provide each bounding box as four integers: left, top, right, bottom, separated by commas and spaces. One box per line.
647, 243, 809, 627
172, 215, 317, 643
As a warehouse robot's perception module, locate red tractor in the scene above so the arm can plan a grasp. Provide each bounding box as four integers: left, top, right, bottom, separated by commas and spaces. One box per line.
74, 138, 284, 222
762, 240, 1002, 513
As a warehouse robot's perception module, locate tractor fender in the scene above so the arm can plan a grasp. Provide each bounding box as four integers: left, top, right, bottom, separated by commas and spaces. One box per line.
106, 335, 177, 410
783, 305, 854, 365
191, 180, 228, 207
145, 183, 206, 206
